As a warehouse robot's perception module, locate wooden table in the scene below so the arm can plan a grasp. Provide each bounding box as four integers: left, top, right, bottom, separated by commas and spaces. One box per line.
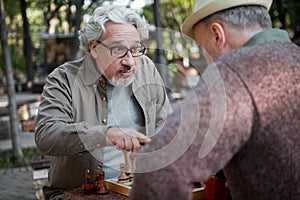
63, 186, 206, 200
63, 188, 128, 200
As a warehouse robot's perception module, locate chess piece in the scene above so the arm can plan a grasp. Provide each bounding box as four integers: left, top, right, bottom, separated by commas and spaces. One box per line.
118, 163, 130, 183
129, 157, 136, 180
95, 166, 109, 194
82, 169, 95, 195
123, 151, 131, 175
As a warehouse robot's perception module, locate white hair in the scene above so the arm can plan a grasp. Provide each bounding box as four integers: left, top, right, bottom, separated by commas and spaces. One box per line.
78, 6, 149, 53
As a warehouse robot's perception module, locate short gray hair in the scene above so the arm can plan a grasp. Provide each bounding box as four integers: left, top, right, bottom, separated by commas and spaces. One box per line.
204, 5, 272, 30
78, 6, 148, 53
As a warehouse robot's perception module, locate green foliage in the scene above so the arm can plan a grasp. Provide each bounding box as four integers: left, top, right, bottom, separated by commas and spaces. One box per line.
3, 0, 21, 14
269, 0, 300, 43
13, 56, 26, 72
2, 0, 106, 78
2, 0, 300, 80
168, 62, 178, 78
142, 0, 193, 31
0, 147, 41, 169
142, 5, 154, 25
160, 0, 193, 31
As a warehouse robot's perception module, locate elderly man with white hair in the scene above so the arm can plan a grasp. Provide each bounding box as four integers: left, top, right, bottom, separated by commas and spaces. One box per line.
35, 6, 172, 200
130, 0, 300, 199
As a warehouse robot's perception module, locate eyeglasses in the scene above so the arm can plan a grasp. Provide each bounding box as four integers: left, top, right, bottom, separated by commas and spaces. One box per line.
96, 40, 146, 58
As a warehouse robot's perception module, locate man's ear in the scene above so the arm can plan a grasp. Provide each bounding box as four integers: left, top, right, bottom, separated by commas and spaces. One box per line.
89, 42, 98, 58
210, 22, 226, 48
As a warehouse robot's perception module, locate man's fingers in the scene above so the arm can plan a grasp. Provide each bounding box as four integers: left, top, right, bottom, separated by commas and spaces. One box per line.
115, 142, 123, 150
122, 129, 151, 145
123, 137, 133, 151
131, 137, 141, 154
105, 127, 150, 151
137, 136, 151, 145
129, 130, 148, 138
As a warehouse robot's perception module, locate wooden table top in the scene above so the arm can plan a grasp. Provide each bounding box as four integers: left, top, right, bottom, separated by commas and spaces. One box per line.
63, 187, 128, 200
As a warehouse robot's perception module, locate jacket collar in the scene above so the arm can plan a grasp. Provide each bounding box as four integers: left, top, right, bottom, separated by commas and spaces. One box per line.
243, 28, 291, 47
80, 53, 105, 86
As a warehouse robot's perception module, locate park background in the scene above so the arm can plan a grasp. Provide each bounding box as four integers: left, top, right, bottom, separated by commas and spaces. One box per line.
0, 1, 299, 199
1, 0, 300, 92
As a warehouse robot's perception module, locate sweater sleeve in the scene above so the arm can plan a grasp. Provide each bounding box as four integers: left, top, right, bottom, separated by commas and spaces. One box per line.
130, 61, 255, 200
35, 67, 107, 156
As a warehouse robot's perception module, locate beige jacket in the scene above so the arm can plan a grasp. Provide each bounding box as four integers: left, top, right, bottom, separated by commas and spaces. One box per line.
35, 53, 171, 194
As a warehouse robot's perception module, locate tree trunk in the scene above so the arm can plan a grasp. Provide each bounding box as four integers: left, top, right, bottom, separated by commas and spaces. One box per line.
153, 0, 169, 89
7, 0, 17, 34
0, 0, 23, 164
20, 0, 33, 82
70, 0, 84, 60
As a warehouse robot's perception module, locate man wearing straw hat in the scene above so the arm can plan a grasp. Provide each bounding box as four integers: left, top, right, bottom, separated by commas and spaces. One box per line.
130, 0, 300, 199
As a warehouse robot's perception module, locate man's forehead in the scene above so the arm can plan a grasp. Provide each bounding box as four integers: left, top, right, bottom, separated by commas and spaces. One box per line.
102, 22, 140, 42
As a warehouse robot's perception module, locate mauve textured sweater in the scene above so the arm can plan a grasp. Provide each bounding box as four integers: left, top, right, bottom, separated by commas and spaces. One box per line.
130, 41, 300, 200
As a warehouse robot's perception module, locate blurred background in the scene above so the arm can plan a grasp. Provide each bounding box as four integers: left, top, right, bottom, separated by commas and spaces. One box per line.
1, 0, 299, 95
0, 1, 299, 199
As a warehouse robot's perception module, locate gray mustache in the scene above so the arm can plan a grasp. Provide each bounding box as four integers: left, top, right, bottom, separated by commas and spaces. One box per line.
116, 66, 132, 75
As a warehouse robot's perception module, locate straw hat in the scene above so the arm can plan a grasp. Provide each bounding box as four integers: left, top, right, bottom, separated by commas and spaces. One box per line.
182, 0, 273, 38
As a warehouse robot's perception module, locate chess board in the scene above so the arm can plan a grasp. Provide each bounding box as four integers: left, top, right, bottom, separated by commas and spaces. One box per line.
104, 178, 206, 200
105, 178, 132, 197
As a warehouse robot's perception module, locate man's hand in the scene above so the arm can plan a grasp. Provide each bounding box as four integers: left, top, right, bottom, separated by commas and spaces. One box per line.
105, 127, 151, 154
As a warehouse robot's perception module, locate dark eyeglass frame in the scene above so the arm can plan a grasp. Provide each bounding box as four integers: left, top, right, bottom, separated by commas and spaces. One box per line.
96, 40, 146, 58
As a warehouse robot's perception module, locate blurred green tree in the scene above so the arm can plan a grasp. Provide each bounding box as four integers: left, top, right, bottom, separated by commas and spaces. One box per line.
0, 0, 23, 165
0, 0, 299, 81
270, 0, 300, 44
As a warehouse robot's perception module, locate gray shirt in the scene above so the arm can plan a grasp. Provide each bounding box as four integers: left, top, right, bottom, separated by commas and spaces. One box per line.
103, 83, 145, 178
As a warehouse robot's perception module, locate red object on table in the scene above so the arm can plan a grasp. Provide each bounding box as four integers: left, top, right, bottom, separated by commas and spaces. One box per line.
205, 177, 230, 200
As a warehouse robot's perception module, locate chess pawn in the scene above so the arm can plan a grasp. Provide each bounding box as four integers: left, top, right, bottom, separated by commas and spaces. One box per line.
123, 151, 131, 175
82, 169, 95, 195
118, 163, 130, 183
95, 167, 108, 194
129, 157, 136, 180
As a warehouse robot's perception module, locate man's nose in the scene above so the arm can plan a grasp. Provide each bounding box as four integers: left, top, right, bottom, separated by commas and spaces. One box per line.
121, 51, 135, 66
